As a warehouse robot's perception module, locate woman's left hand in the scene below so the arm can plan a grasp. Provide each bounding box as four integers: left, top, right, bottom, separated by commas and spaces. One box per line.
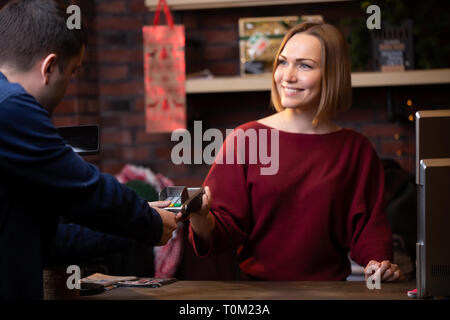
364, 260, 406, 282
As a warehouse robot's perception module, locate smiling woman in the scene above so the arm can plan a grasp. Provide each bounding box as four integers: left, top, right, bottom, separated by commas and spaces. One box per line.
188, 21, 405, 283
269, 22, 352, 131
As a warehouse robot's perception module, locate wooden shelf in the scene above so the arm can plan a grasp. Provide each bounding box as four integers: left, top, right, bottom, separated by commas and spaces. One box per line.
187, 74, 271, 93
351, 69, 450, 88
186, 69, 450, 93
145, 0, 351, 11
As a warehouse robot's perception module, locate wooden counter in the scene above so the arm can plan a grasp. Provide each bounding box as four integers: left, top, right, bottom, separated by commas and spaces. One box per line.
80, 280, 416, 300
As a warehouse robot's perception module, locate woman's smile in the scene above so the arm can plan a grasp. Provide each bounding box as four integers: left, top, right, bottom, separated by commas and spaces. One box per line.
281, 86, 305, 97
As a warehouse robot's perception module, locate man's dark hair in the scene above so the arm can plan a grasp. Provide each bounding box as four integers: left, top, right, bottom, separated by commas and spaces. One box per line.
0, 0, 88, 71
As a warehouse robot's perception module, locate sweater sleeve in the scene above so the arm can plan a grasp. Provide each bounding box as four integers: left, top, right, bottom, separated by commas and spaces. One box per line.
189, 129, 253, 256
0, 93, 162, 246
348, 139, 393, 267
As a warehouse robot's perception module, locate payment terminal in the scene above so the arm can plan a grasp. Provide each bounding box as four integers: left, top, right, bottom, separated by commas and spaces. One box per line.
159, 186, 204, 217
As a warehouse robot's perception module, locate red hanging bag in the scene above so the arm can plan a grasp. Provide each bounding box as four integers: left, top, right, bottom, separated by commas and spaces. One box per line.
143, 0, 186, 133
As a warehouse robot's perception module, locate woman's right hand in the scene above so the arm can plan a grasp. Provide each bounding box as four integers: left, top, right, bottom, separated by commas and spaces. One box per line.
174, 186, 212, 221
183, 186, 215, 243
196, 186, 212, 218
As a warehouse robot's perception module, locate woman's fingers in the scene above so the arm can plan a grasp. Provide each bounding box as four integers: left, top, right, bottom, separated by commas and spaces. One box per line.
384, 269, 400, 282
364, 260, 380, 280
379, 260, 392, 281
365, 260, 406, 282
383, 263, 405, 282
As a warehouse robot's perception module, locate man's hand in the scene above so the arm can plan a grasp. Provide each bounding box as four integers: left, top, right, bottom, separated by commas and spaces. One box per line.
149, 200, 178, 246
149, 200, 171, 209
364, 260, 406, 282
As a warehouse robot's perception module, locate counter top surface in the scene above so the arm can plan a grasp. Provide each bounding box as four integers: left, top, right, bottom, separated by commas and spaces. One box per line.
80, 280, 417, 300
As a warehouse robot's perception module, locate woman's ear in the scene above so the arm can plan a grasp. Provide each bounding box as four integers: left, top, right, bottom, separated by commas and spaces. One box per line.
40, 53, 57, 85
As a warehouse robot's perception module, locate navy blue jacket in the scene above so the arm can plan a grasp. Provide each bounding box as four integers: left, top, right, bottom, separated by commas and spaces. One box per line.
47, 222, 134, 267
0, 72, 162, 299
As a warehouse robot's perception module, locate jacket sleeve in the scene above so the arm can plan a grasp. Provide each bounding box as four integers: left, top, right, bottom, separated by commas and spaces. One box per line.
45, 223, 134, 266
348, 139, 394, 267
0, 93, 162, 246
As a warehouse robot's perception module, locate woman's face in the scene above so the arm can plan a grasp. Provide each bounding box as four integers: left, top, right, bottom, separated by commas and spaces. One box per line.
274, 33, 322, 111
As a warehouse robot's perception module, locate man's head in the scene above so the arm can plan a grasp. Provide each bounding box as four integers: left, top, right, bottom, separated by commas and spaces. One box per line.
0, 0, 88, 114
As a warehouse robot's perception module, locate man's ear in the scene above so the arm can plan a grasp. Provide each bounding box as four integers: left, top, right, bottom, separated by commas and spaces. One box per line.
40, 54, 58, 85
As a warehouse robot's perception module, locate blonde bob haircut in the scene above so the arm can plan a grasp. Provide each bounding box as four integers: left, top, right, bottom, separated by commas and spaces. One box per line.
271, 22, 352, 123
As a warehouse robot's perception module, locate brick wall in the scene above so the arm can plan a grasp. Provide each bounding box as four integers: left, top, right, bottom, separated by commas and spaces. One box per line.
53, 1, 101, 166
2, 0, 450, 185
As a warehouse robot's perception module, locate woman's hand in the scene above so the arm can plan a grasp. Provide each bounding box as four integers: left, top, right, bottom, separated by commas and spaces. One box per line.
185, 186, 215, 243
174, 186, 212, 222
194, 186, 212, 218
364, 260, 406, 282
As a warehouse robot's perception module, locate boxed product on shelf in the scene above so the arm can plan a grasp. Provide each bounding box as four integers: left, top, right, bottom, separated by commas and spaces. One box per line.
371, 20, 414, 72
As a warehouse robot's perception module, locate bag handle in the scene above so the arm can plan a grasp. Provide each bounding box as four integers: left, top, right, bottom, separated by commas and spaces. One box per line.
153, 0, 174, 28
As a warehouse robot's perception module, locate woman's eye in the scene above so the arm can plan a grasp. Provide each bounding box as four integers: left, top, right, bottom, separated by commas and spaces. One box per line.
278, 59, 288, 66
299, 64, 311, 70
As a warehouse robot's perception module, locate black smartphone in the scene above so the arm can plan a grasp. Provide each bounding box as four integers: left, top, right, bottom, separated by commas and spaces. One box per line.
56, 125, 100, 156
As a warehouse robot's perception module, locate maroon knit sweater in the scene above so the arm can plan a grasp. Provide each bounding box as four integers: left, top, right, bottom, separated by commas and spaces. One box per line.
189, 121, 393, 280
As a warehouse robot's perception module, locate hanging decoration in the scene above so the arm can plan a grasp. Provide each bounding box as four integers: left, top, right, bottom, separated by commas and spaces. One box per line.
143, 0, 186, 133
